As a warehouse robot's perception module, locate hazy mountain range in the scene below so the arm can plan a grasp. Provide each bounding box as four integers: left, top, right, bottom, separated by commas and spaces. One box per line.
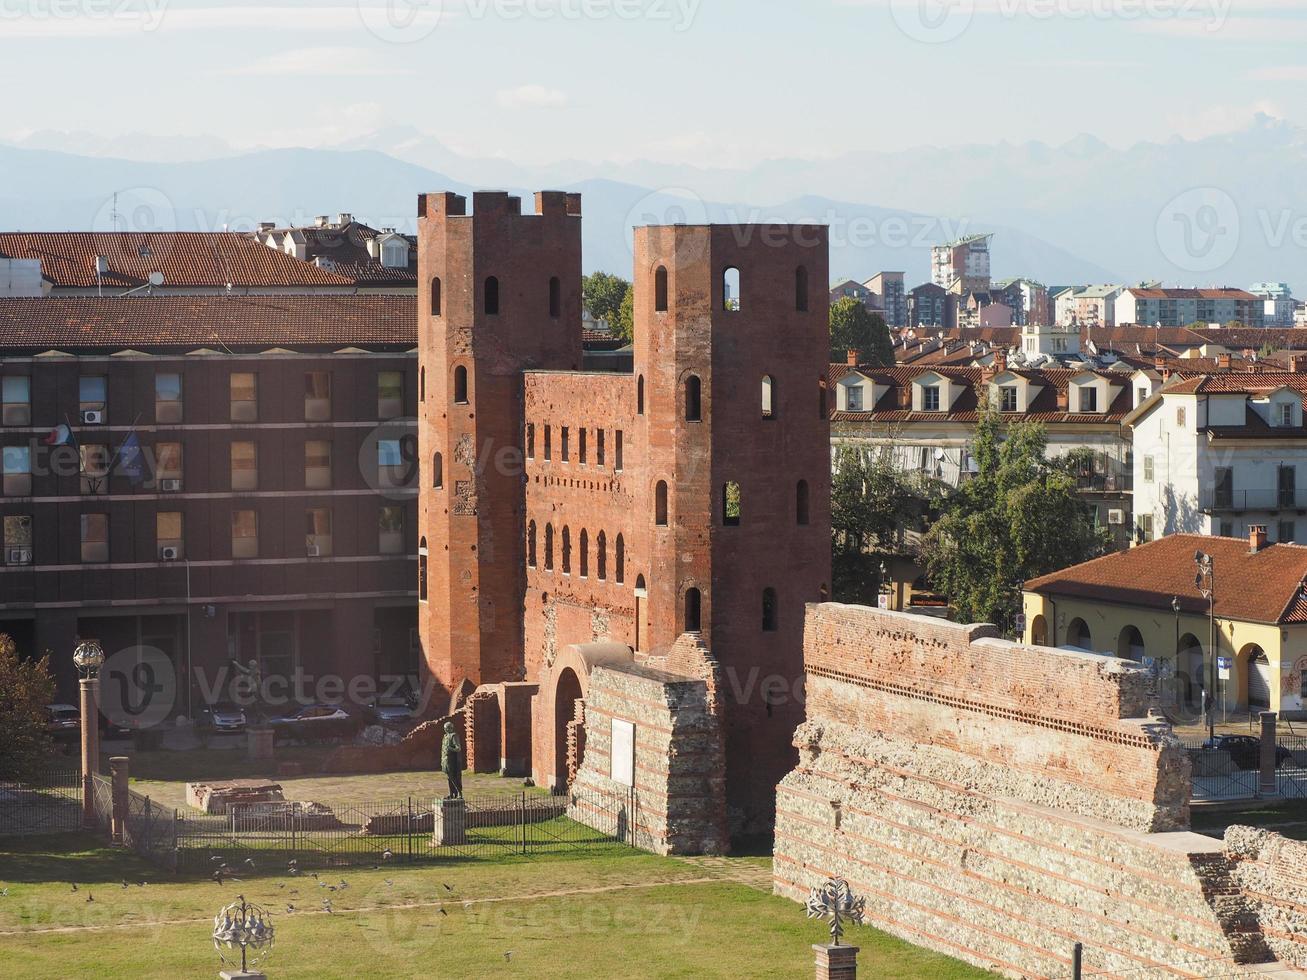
3, 115, 1304, 293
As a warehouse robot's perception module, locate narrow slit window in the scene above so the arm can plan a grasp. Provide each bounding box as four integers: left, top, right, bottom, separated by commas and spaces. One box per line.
485, 276, 500, 315
654, 266, 668, 312
723, 267, 740, 311
723, 481, 741, 526
762, 375, 776, 418
762, 587, 778, 631
597, 531, 607, 580
685, 375, 702, 422
433, 452, 443, 489
796, 479, 810, 525
430, 277, 442, 316
655, 481, 669, 526
684, 587, 701, 632
549, 276, 561, 318
454, 366, 468, 404
795, 266, 809, 312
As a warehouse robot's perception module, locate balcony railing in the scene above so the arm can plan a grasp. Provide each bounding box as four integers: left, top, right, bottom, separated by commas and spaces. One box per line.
1075, 472, 1133, 494
1201, 489, 1306, 512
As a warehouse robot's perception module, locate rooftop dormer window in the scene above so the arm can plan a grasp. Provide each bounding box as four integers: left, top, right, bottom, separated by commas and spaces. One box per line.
922, 384, 940, 412
1078, 387, 1097, 412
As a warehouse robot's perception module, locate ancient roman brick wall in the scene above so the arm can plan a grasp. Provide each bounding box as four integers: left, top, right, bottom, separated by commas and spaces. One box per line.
774, 604, 1307, 979
523, 370, 641, 677
569, 655, 728, 855
1227, 827, 1307, 969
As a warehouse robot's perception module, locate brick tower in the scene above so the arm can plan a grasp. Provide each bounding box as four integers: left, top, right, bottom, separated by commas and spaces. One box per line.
631, 224, 831, 831
416, 191, 582, 700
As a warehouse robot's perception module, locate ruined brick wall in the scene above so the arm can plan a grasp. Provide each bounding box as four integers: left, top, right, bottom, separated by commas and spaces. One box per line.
463, 688, 501, 773
1227, 827, 1307, 968
570, 660, 728, 855
774, 604, 1307, 978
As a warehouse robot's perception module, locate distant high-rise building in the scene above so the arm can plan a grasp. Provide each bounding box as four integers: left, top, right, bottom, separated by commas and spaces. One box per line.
931, 234, 992, 295
1250, 283, 1297, 328
864, 271, 906, 328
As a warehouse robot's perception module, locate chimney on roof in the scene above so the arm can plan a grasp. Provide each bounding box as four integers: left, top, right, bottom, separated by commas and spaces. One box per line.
315, 215, 329, 228
993, 348, 1008, 373
1291, 354, 1307, 374
337, 213, 353, 226
1250, 524, 1269, 553
1217, 353, 1233, 370
846, 349, 860, 366
257, 222, 274, 234
1153, 352, 1166, 372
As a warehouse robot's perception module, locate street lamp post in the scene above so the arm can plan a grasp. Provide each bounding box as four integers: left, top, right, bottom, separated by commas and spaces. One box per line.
1171, 595, 1181, 713
73, 639, 106, 829
1194, 552, 1216, 744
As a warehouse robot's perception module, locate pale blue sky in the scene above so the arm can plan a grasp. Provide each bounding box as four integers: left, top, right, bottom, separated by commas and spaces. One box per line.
3, 0, 1306, 164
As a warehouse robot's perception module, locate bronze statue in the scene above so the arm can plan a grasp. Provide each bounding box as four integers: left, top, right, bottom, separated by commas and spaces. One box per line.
441, 721, 464, 799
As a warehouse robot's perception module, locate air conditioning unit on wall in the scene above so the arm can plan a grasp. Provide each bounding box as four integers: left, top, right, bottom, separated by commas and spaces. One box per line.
160, 546, 179, 561
7, 548, 32, 564
306, 544, 321, 558
80, 410, 103, 424
1107, 509, 1125, 525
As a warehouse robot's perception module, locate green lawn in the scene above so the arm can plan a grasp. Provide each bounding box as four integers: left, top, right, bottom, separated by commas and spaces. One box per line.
0, 834, 990, 979
109, 747, 547, 810
1191, 799, 1307, 840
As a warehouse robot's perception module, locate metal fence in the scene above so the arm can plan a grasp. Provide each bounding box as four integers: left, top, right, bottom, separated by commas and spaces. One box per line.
169, 785, 637, 874
1185, 738, 1307, 802
0, 767, 82, 837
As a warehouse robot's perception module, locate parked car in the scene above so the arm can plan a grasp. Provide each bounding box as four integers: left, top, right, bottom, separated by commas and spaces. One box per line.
367, 696, 416, 728
46, 703, 80, 743
198, 701, 248, 735
268, 703, 362, 743
1207, 734, 1293, 770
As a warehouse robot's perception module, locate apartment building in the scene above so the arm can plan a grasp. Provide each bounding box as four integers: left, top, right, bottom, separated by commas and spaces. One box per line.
1249, 283, 1296, 328
829, 358, 1136, 549
1057, 284, 1123, 327
931, 234, 992, 295
0, 295, 418, 707
864, 271, 906, 328
1127, 371, 1307, 546
1116, 287, 1265, 328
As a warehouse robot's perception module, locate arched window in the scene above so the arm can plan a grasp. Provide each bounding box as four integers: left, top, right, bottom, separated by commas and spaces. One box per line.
723, 266, 740, 311
654, 266, 669, 312
684, 587, 701, 632
430, 277, 442, 316
761, 375, 775, 418
453, 365, 468, 404
615, 534, 625, 584
795, 266, 809, 312
685, 375, 701, 422
545, 524, 555, 571
484, 276, 500, 315
1067, 618, 1091, 650
433, 452, 443, 489
549, 276, 561, 318
796, 479, 809, 525
722, 481, 740, 526
579, 529, 589, 577
562, 526, 572, 574
655, 481, 669, 526
762, 587, 778, 631
596, 531, 607, 580
637, 375, 645, 415
527, 520, 537, 568
419, 367, 425, 403
418, 537, 428, 602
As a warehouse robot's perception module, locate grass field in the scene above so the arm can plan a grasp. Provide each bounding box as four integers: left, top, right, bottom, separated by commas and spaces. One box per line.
1191, 799, 1307, 841
110, 747, 543, 810
0, 834, 992, 979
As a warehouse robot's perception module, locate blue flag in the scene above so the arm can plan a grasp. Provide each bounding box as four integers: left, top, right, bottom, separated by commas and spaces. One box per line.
113, 432, 147, 487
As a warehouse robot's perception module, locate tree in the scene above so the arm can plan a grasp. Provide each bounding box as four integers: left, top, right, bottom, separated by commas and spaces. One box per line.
0, 633, 56, 782
612, 285, 635, 343
831, 445, 931, 604
830, 298, 894, 366
920, 400, 1110, 632
582, 272, 631, 328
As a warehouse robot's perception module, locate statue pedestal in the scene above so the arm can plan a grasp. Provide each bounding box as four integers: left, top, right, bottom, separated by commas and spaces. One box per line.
219, 971, 267, 979
813, 944, 859, 980
431, 797, 467, 846
246, 727, 274, 761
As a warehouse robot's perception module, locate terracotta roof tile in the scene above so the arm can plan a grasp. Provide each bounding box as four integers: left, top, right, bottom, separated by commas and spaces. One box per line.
0, 232, 355, 289
1025, 534, 1307, 625
0, 295, 415, 349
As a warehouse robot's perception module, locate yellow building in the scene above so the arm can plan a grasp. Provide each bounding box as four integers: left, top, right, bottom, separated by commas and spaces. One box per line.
1023, 530, 1307, 717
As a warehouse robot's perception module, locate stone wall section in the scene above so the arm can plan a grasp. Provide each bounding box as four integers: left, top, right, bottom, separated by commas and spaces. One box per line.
774, 604, 1307, 979
569, 660, 728, 855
